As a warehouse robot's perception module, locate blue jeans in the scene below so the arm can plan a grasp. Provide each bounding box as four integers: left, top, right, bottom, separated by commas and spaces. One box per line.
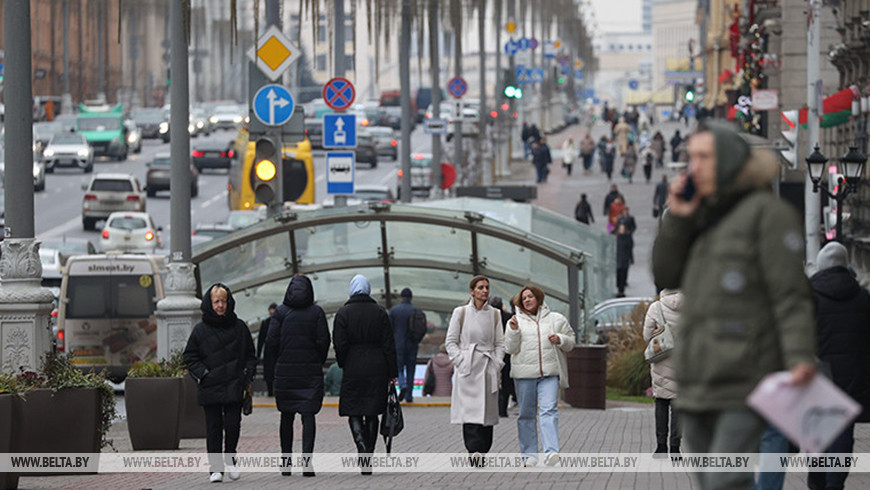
757, 425, 789, 490
515, 376, 560, 461
396, 346, 418, 401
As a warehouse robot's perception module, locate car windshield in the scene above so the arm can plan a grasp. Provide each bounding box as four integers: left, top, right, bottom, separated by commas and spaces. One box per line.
108, 216, 148, 230
91, 179, 133, 192
132, 110, 165, 124
151, 157, 171, 167
50, 134, 86, 145
215, 106, 239, 115
78, 117, 120, 131
411, 156, 432, 168
34, 122, 63, 139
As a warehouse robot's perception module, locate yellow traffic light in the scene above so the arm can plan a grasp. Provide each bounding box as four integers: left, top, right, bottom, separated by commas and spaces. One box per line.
255, 159, 277, 181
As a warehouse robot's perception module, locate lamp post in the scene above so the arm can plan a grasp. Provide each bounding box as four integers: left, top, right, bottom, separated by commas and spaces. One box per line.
807, 144, 867, 241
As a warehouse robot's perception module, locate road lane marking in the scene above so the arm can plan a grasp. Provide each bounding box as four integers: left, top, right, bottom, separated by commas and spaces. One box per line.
200, 190, 227, 209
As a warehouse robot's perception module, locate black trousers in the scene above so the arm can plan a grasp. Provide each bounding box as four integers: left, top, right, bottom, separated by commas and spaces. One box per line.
280, 412, 316, 459
616, 267, 629, 294
462, 423, 494, 454
654, 398, 681, 447
498, 354, 515, 416
203, 402, 243, 473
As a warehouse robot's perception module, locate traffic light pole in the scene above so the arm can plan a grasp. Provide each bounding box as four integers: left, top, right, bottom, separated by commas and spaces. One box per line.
400, 0, 413, 202
429, 0, 443, 196
805, 0, 821, 267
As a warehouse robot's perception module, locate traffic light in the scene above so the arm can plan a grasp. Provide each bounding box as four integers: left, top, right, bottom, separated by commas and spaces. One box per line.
778, 110, 799, 169
684, 86, 695, 102
251, 134, 281, 207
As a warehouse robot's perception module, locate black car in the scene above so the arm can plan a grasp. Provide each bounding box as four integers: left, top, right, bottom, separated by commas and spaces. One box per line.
191, 139, 236, 171
131, 108, 170, 142
356, 133, 378, 168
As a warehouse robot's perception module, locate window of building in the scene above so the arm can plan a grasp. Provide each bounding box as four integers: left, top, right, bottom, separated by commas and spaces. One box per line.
316, 54, 327, 71
317, 26, 327, 43
345, 55, 354, 70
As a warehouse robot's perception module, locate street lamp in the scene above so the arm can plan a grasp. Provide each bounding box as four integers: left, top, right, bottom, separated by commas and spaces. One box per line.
807, 144, 867, 241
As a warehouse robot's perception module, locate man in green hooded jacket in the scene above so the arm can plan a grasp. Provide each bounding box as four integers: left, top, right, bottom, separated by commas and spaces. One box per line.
652, 121, 816, 490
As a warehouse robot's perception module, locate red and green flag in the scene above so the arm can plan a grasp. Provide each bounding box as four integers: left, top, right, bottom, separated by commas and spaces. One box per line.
798, 86, 859, 128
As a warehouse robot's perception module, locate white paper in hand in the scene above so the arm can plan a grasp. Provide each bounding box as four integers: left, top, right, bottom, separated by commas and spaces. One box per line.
747, 371, 861, 454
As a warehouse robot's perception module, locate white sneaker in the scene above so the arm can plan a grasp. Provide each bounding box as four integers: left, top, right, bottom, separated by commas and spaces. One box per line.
209, 472, 223, 483
226, 465, 240, 481
507, 399, 518, 409
544, 452, 560, 466
523, 459, 537, 467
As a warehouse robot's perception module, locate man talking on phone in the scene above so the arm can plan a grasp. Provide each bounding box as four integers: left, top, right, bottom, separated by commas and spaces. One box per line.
652, 121, 816, 490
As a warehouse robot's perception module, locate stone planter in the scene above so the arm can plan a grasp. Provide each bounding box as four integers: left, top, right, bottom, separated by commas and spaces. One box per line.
563, 345, 607, 409
13, 388, 101, 476
125, 377, 183, 450
0, 394, 19, 490
179, 374, 206, 439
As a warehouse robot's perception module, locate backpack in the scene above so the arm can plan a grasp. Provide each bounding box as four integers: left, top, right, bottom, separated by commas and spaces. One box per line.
410, 307, 428, 344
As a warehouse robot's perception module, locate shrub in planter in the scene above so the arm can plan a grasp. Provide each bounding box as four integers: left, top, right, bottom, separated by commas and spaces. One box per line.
125, 352, 186, 450
605, 301, 652, 397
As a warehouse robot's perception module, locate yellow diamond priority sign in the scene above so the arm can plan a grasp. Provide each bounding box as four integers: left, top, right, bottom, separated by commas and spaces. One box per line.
246, 25, 301, 81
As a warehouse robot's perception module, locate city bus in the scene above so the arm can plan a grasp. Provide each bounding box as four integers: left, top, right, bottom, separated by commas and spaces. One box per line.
57, 253, 166, 381
227, 128, 316, 210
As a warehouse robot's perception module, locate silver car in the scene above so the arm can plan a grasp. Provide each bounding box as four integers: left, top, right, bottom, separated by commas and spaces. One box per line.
43, 132, 94, 173
81, 173, 146, 230
366, 126, 398, 160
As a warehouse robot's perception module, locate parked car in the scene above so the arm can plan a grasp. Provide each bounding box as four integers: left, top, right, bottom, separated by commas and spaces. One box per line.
366, 126, 398, 160
209, 105, 245, 130
81, 173, 146, 231
42, 132, 93, 173
146, 152, 199, 197
191, 139, 236, 172
227, 209, 265, 230
131, 108, 170, 142
588, 297, 653, 343
356, 131, 379, 168
396, 153, 435, 200
192, 223, 235, 240
39, 237, 97, 289
99, 211, 162, 252
124, 119, 143, 153
0, 147, 46, 192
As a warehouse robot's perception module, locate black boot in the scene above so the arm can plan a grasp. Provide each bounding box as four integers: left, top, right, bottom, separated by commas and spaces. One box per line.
348, 417, 371, 475
670, 445, 681, 460
652, 443, 668, 459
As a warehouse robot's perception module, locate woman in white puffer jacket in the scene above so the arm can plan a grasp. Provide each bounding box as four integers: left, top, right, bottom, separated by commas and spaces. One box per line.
504, 285, 576, 466
642, 288, 682, 458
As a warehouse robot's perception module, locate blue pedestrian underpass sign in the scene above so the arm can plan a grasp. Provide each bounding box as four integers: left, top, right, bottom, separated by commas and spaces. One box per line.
252, 84, 295, 126
323, 114, 357, 148
326, 151, 355, 195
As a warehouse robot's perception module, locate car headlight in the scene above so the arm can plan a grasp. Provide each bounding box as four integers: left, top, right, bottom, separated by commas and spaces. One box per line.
33, 165, 40, 178
196, 121, 204, 129
127, 132, 139, 144
159, 122, 169, 133
43, 148, 56, 157
188, 124, 195, 134
77, 149, 90, 157
209, 116, 218, 124
233, 116, 243, 123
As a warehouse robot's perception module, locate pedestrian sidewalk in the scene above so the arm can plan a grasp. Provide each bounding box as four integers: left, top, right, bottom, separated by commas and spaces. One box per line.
16, 398, 870, 489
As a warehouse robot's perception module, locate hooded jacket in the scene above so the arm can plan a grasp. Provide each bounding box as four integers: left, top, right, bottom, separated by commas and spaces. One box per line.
642, 289, 683, 399
183, 284, 257, 406
651, 121, 816, 411
332, 277, 398, 416
504, 303, 576, 388
810, 265, 870, 417
267, 275, 330, 414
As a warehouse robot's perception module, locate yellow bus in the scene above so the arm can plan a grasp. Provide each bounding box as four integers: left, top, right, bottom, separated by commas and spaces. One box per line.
228, 129, 315, 210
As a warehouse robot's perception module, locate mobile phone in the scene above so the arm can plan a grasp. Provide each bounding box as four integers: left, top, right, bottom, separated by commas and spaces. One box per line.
679, 174, 696, 201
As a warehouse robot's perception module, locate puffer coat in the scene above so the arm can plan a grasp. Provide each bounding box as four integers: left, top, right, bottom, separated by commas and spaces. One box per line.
504, 303, 576, 388
642, 289, 683, 399
267, 275, 330, 414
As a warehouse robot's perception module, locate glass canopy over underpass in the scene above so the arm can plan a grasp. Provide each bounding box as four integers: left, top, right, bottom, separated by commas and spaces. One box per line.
191, 198, 615, 358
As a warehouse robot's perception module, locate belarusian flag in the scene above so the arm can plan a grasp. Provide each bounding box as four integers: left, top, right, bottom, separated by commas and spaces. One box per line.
799, 86, 859, 128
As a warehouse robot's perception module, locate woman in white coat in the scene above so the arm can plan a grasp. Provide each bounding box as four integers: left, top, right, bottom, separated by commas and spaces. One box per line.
505, 285, 576, 466
445, 275, 505, 464
642, 288, 682, 458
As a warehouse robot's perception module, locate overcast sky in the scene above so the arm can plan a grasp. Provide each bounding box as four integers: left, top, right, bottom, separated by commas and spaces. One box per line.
589, 0, 643, 33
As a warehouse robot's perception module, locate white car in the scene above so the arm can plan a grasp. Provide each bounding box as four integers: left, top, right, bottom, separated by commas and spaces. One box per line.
99, 212, 163, 252
42, 132, 94, 173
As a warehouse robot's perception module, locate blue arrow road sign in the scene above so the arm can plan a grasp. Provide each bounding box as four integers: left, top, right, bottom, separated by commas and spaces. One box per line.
504, 39, 519, 56
323, 114, 357, 148
252, 84, 295, 126
326, 151, 355, 195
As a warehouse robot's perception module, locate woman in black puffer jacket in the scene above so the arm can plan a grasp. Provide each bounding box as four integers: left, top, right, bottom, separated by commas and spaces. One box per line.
266, 275, 330, 477
183, 283, 256, 483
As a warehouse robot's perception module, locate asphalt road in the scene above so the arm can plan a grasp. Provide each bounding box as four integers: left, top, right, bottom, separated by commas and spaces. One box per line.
34, 125, 437, 249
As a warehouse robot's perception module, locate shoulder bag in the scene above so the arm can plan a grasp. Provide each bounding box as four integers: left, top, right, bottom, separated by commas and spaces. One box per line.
644, 303, 675, 363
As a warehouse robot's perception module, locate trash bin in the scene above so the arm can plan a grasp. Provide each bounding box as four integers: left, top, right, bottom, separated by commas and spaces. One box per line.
563, 345, 607, 409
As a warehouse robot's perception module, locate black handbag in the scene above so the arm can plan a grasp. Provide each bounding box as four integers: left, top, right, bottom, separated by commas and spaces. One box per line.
380, 381, 404, 453
423, 361, 436, 396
